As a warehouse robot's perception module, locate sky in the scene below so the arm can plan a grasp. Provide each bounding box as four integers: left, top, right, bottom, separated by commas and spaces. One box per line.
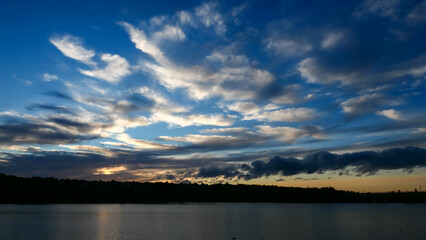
1, 0, 426, 192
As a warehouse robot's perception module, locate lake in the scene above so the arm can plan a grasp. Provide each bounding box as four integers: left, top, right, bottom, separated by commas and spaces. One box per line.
0, 203, 425, 240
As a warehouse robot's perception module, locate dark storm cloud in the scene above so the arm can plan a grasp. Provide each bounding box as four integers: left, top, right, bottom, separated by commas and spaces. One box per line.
190, 147, 426, 180
82, 94, 154, 113
49, 117, 97, 133
26, 104, 76, 115
0, 147, 237, 180
0, 122, 97, 145
0, 115, 100, 145
328, 116, 426, 136
240, 146, 426, 179
42, 91, 74, 101
196, 165, 241, 179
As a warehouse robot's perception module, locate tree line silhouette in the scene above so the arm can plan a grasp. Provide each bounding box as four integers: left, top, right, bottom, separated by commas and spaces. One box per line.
1, 173, 425, 203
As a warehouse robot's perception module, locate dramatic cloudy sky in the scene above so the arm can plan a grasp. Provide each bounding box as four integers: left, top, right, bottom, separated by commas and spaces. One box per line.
1, 0, 426, 191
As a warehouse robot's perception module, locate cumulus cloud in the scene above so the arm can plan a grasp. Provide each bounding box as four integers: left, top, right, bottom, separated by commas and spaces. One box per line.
50, 35, 96, 65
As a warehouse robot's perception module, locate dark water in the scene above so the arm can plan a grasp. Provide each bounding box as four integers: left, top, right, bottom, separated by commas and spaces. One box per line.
0, 203, 425, 240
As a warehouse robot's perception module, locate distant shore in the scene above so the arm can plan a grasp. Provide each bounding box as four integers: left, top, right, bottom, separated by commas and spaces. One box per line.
1, 173, 425, 204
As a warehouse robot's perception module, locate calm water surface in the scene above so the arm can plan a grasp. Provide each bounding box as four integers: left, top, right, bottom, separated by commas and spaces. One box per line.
0, 203, 425, 240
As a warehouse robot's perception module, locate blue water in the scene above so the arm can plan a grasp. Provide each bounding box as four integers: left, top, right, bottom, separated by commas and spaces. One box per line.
0, 203, 425, 240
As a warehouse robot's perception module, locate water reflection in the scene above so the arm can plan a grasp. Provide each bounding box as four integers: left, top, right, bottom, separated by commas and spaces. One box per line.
0, 203, 425, 240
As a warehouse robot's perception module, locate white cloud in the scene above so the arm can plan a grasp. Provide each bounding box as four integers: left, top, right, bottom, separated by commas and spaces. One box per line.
195, 2, 226, 35
406, 1, 426, 23
153, 25, 186, 42
355, 0, 400, 18
299, 55, 426, 86
231, 4, 248, 25
321, 32, 345, 49
43, 73, 58, 82
207, 66, 274, 100
340, 93, 398, 117
60, 144, 116, 156
50, 35, 96, 65
158, 134, 237, 144
207, 51, 249, 66
79, 54, 131, 83
224, 101, 317, 122
297, 57, 352, 84
245, 108, 317, 122
0, 145, 41, 152
137, 86, 189, 114
270, 84, 302, 104
104, 116, 151, 135
94, 166, 127, 175
121, 22, 274, 101
149, 15, 167, 26
226, 102, 261, 115
385, 65, 426, 79
377, 109, 403, 120
176, 10, 193, 25
200, 127, 249, 134
256, 125, 307, 143
119, 22, 169, 65
151, 112, 233, 128
116, 133, 175, 150
266, 38, 312, 57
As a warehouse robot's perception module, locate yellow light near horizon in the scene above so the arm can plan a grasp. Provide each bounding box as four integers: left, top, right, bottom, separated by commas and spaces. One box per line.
94, 166, 127, 175
273, 175, 426, 192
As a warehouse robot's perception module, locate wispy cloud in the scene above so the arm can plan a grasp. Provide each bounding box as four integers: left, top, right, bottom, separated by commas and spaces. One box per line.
50, 35, 96, 65
195, 2, 226, 35
43, 73, 58, 82
377, 109, 403, 120
79, 53, 131, 83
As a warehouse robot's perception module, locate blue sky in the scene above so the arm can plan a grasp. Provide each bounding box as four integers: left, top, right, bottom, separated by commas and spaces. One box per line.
1, 0, 426, 191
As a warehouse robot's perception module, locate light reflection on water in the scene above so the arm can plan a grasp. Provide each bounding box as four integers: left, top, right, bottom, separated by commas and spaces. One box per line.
0, 203, 425, 240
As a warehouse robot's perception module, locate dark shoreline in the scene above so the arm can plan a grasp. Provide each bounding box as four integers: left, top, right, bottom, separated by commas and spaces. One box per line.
1, 173, 425, 204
